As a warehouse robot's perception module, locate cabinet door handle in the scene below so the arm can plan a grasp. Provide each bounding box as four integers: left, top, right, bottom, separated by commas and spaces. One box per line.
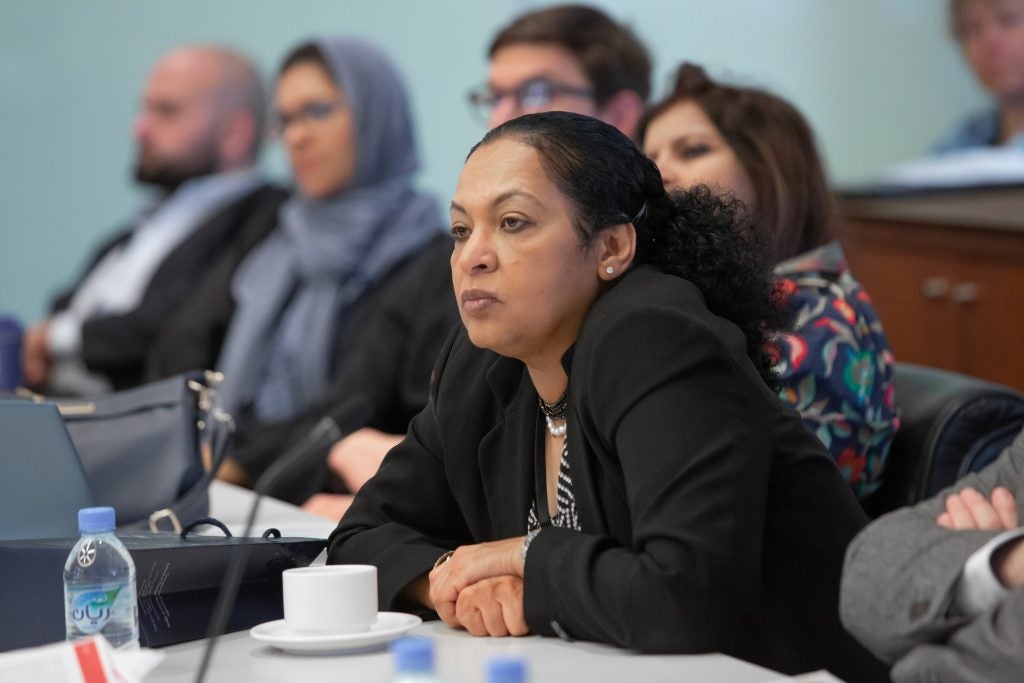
921, 277, 949, 299
952, 282, 979, 304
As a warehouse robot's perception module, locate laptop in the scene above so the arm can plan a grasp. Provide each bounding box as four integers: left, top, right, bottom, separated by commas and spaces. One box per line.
0, 400, 94, 539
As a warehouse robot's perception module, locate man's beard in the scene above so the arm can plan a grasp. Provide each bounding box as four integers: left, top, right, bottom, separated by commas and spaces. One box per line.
134, 146, 220, 191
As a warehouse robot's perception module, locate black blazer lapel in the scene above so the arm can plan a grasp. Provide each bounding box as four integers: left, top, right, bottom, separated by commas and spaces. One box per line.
477, 363, 535, 539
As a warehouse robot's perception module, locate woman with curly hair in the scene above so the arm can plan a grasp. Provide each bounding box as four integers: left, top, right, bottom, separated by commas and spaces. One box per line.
640, 63, 898, 500
329, 112, 886, 681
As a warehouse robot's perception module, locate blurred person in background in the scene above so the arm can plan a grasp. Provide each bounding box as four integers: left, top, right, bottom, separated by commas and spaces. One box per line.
936, 0, 1024, 152
194, 37, 454, 513
468, 4, 650, 139
24, 44, 283, 394
640, 63, 898, 500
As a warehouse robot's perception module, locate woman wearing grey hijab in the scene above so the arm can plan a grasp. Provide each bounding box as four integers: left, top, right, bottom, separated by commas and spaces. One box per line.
216, 37, 445, 422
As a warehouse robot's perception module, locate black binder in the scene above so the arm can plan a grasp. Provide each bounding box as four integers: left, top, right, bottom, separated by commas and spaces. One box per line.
0, 532, 325, 651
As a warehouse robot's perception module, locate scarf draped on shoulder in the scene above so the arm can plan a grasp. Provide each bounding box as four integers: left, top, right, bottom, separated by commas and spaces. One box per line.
217, 36, 444, 422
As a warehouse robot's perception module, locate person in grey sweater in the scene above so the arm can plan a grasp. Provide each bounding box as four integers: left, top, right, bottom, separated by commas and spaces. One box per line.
841, 427, 1024, 682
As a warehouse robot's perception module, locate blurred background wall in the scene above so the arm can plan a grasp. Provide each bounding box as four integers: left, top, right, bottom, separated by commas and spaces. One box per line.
0, 0, 984, 321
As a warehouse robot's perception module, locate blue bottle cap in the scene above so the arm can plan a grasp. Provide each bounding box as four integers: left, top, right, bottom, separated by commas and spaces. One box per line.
391, 636, 434, 672
78, 507, 116, 533
487, 656, 526, 683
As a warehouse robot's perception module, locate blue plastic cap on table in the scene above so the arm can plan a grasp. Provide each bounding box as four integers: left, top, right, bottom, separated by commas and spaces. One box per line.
391, 636, 435, 672
487, 656, 527, 683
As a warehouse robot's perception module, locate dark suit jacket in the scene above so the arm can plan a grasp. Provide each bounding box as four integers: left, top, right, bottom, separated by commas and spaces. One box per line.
329, 266, 886, 681
841, 428, 1024, 682
53, 183, 286, 389
141, 186, 288, 384
229, 234, 459, 502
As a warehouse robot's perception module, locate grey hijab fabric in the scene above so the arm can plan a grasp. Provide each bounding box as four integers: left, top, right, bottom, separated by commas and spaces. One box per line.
217, 37, 444, 422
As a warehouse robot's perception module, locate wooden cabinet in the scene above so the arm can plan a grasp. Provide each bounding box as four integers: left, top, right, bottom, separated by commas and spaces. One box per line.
839, 188, 1024, 392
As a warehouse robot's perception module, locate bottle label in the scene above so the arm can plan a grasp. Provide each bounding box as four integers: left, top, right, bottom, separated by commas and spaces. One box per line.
67, 583, 127, 634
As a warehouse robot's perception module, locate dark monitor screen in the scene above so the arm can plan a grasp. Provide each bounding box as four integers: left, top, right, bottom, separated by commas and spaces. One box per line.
0, 400, 94, 540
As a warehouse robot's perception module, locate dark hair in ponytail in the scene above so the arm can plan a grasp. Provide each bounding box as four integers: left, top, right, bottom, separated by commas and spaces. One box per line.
470, 111, 791, 389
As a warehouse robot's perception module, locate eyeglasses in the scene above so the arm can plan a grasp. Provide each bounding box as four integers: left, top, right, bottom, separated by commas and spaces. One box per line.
467, 78, 594, 121
273, 99, 344, 136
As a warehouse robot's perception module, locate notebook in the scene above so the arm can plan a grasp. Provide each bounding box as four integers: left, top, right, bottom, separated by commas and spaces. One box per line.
0, 400, 94, 540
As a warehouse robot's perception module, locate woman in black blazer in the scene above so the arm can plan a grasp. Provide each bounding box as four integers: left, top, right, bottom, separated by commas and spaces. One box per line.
329, 112, 885, 681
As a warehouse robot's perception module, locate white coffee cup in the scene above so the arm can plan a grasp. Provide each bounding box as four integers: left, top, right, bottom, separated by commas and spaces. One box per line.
282, 564, 378, 634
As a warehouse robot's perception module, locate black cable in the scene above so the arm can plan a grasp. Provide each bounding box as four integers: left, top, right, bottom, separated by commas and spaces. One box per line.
194, 395, 369, 683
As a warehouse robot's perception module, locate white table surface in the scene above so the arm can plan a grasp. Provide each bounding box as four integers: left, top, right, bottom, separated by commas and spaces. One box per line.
148, 620, 786, 683
146, 483, 791, 682
207, 480, 338, 541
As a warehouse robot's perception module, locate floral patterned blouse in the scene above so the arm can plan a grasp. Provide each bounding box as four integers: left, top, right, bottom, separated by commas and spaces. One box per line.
768, 241, 898, 499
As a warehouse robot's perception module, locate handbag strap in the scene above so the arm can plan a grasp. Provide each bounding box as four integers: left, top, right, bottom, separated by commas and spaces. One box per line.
180, 517, 233, 538
204, 409, 233, 474
141, 372, 235, 533
190, 371, 235, 475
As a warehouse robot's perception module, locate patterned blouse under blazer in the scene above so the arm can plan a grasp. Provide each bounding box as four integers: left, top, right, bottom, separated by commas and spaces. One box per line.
769, 240, 899, 499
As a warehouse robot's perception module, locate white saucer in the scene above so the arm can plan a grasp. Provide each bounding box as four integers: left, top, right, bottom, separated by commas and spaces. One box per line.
250, 612, 422, 654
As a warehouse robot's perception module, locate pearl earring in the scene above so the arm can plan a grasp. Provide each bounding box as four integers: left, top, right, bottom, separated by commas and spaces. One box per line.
605, 266, 614, 275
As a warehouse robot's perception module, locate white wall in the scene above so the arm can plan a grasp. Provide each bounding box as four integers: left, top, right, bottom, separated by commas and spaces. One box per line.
0, 0, 986, 321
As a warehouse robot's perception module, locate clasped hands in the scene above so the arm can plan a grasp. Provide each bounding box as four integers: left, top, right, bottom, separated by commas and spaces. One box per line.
427, 537, 530, 637
937, 485, 1024, 587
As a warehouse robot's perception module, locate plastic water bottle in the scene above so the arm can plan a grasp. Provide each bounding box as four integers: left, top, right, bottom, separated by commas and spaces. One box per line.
63, 507, 139, 649
391, 637, 442, 682
487, 656, 527, 683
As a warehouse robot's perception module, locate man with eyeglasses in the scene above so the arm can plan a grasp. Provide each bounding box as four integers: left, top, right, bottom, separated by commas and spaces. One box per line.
469, 4, 651, 139
23, 45, 285, 394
